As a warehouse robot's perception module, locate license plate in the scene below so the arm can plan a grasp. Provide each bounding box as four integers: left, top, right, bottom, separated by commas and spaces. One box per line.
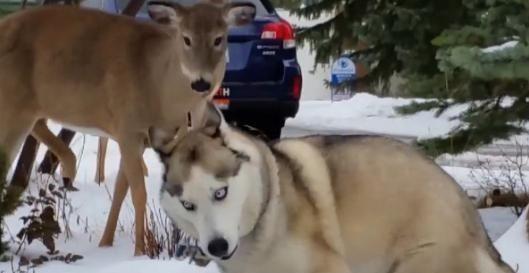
214, 98, 230, 110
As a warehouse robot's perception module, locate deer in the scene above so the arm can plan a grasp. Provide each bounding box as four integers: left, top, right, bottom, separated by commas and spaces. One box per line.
0, 0, 254, 255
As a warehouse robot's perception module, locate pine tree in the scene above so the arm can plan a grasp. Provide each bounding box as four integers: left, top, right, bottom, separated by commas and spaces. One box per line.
270, 0, 301, 10
294, 0, 471, 90
295, 0, 529, 156
0, 148, 7, 256
0, 148, 23, 257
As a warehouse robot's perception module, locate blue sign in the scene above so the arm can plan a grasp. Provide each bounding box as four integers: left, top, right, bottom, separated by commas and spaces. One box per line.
330, 57, 356, 87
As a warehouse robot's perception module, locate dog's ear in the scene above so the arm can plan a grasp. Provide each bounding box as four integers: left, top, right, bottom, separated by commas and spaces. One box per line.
147, 1, 186, 27
148, 127, 180, 160
202, 102, 226, 138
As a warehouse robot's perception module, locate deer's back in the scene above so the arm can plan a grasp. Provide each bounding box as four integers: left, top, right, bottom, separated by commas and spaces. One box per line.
0, 6, 173, 123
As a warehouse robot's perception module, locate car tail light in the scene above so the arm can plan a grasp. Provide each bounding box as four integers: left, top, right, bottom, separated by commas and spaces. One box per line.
292, 75, 302, 99
261, 19, 296, 49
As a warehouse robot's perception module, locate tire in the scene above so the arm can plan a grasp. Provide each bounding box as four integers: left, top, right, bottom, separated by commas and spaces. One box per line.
253, 117, 285, 140
259, 121, 283, 139
227, 115, 285, 140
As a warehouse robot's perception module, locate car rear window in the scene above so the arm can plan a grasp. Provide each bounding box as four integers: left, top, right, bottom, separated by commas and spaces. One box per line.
116, 0, 273, 17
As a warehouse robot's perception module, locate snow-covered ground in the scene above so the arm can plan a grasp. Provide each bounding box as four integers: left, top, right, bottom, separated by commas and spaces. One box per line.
495, 206, 529, 271
287, 93, 461, 138
2, 132, 222, 273
1, 126, 527, 273
1, 94, 528, 272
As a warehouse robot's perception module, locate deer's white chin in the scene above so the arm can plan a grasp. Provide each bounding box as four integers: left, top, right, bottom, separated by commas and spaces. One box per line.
180, 63, 199, 81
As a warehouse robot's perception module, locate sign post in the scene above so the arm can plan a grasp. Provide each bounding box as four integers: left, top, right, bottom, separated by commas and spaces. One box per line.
330, 57, 356, 101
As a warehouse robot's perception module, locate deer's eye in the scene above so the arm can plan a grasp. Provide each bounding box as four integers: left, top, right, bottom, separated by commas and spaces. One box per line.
213, 36, 223, 47
183, 36, 191, 47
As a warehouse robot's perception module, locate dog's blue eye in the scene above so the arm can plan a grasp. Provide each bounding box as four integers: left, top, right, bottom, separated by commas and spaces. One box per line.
214, 186, 228, 201
181, 200, 196, 211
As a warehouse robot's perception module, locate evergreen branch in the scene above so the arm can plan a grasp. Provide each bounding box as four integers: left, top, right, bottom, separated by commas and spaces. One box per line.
395, 100, 450, 115
418, 124, 524, 157
292, 0, 341, 18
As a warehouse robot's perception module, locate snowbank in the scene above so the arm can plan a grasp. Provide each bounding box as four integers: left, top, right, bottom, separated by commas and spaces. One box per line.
286, 93, 466, 138
482, 41, 519, 53
495, 206, 529, 272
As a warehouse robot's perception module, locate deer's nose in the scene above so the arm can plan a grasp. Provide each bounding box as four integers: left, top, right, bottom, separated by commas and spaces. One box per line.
191, 79, 211, 93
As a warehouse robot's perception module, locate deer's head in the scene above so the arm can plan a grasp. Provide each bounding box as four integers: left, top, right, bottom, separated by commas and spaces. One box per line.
148, 0, 256, 94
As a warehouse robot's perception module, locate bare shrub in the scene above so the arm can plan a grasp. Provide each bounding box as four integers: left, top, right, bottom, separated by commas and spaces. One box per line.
144, 202, 210, 267
470, 140, 529, 216
9, 175, 83, 268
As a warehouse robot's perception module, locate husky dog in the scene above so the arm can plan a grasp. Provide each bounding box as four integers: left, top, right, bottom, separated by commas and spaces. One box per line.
151, 104, 515, 273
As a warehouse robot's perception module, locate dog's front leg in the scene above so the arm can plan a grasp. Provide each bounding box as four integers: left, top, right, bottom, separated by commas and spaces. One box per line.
316, 253, 352, 273
116, 136, 147, 256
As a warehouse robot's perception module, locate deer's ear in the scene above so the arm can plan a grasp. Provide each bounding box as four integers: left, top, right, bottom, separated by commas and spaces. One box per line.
201, 102, 224, 137
223, 3, 256, 27
147, 1, 186, 26
148, 127, 181, 158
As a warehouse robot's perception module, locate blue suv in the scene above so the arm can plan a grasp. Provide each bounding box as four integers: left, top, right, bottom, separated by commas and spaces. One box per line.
90, 0, 302, 139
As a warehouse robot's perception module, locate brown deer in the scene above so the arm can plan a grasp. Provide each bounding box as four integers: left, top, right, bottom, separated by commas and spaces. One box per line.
0, 1, 253, 255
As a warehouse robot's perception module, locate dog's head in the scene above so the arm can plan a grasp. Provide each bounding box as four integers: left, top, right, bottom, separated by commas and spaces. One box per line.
150, 103, 263, 260
147, 0, 256, 95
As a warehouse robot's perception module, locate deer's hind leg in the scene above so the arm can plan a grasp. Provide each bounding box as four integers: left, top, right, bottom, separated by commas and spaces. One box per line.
95, 137, 109, 183
0, 106, 37, 168
95, 137, 148, 184
31, 119, 78, 191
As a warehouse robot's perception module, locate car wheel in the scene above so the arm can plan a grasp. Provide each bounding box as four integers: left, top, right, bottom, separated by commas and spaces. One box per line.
255, 117, 284, 140
227, 115, 285, 140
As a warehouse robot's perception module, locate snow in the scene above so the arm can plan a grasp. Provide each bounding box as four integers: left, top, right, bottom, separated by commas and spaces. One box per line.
286, 92, 467, 139
495, 206, 529, 272
0, 125, 222, 273
479, 207, 518, 242
482, 41, 519, 53
0, 118, 526, 272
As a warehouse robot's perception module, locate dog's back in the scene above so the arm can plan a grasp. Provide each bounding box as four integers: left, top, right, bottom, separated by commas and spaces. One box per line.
278, 135, 514, 273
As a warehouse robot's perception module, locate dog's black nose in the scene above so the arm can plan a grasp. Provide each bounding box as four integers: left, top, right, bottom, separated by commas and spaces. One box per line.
191, 79, 211, 93
208, 237, 229, 258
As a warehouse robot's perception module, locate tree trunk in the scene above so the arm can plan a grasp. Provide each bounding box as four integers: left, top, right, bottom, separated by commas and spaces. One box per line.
9, 136, 39, 190
121, 0, 145, 16
526, 205, 529, 243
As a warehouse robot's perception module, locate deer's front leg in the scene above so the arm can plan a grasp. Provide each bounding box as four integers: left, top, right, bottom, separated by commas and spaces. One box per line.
117, 135, 147, 256
99, 160, 129, 248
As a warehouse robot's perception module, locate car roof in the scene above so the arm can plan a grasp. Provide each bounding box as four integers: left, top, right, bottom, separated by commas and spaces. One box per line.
115, 0, 275, 17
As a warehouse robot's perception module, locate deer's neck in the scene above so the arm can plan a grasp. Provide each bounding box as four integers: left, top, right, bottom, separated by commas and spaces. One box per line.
155, 51, 201, 129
